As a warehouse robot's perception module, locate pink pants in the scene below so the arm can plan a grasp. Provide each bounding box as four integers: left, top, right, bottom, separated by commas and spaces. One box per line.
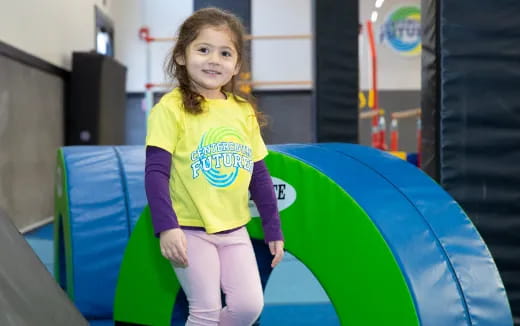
173, 227, 264, 326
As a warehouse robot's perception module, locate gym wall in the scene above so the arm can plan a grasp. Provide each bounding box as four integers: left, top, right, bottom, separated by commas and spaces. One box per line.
117, 0, 421, 149
256, 91, 314, 144
124, 90, 314, 146
358, 90, 420, 152
114, 0, 311, 93
0, 0, 114, 70
358, 0, 421, 153
0, 50, 64, 230
0, 0, 116, 230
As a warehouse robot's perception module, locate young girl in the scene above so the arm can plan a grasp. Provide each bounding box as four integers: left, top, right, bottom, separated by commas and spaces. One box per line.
144, 7, 284, 326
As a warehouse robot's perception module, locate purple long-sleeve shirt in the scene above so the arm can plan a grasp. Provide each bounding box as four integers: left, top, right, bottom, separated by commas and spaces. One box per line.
144, 146, 283, 242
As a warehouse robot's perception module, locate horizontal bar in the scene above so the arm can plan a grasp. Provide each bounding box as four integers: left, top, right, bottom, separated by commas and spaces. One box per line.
359, 110, 381, 120
391, 108, 421, 119
146, 34, 312, 43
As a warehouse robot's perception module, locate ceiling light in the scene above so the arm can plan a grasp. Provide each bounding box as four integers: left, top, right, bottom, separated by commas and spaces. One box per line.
371, 11, 378, 22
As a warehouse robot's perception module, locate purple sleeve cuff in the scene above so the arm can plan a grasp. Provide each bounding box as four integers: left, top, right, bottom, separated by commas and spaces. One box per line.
249, 160, 284, 242
145, 146, 179, 237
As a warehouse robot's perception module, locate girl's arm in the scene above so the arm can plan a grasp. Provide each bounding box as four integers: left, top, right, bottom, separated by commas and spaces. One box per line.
145, 145, 180, 236
249, 160, 284, 242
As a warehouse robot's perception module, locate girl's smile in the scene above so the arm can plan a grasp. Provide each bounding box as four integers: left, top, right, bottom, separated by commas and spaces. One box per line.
202, 69, 222, 76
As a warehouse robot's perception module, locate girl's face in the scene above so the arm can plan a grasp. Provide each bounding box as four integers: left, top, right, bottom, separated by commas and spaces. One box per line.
178, 26, 240, 99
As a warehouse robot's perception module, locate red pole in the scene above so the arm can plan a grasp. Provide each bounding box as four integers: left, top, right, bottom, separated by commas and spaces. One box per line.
138, 26, 155, 43
366, 21, 379, 148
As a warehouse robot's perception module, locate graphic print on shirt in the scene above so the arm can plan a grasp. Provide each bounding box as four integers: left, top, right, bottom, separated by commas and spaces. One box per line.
190, 127, 254, 187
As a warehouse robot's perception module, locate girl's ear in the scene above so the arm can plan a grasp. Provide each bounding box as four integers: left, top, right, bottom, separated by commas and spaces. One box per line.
175, 55, 186, 66
233, 63, 241, 76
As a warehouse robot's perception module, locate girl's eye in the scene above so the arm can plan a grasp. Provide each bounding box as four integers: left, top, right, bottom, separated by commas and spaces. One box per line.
198, 47, 209, 54
221, 51, 232, 57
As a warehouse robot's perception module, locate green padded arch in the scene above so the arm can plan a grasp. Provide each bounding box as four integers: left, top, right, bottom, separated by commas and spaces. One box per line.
114, 151, 419, 325
54, 149, 75, 299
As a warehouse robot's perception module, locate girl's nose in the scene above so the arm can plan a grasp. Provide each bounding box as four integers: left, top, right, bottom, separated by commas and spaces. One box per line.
208, 51, 220, 65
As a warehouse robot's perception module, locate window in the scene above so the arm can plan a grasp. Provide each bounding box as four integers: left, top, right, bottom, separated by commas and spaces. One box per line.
95, 6, 114, 57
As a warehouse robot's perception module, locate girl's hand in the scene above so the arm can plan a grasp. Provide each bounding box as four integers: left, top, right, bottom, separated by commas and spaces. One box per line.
160, 228, 189, 267
268, 240, 284, 268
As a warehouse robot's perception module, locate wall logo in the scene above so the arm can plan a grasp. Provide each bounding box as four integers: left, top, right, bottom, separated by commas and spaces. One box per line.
190, 127, 254, 188
249, 177, 296, 217
379, 6, 421, 56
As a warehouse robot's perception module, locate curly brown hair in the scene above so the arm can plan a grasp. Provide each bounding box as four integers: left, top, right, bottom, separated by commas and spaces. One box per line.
165, 7, 266, 126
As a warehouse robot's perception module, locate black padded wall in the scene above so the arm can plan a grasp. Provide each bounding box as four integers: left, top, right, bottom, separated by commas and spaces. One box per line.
424, 1, 520, 322
420, 0, 440, 181
313, 0, 359, 143
194, 0, 251, 72
68, 52, 127, 145
194, 0, 251, 31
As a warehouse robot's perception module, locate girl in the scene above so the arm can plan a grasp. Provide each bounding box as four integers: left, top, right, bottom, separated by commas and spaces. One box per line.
144, 7, 284, 326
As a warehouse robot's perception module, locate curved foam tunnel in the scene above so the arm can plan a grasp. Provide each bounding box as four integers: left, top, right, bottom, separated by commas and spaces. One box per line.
54, 146, 145, 320
111, 144, 511, 325
53, 144, 510, 324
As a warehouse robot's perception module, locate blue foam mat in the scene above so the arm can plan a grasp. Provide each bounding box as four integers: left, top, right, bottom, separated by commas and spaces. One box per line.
269, 144, 469, 326
322, 143, 512, 326
28, 223, 339, 325
62, 147, 130, 318
261, 303, 339, 325
114, 146, 147, 231
88, 320, 114, 326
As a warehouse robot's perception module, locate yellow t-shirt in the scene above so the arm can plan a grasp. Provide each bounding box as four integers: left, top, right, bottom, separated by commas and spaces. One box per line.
146, 88, 268, 233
